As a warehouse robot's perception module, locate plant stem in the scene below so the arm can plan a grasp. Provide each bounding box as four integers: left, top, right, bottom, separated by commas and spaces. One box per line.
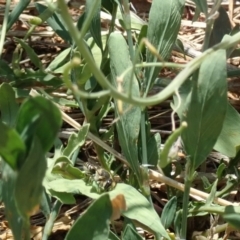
121, 0, 134, 61
57, 0, 240, 107
0, 0, 10, 57
180, 176, 191, 239
202, 0, 222, 51
42, 200, 62, 240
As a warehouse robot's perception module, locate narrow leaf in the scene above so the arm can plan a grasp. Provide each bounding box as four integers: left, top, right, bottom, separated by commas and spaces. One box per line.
15, 136, 47, 217
122, 224, 143, 240
86, 0, 103, 52
108, 32, 141, 179
35, 3, 72, 44
15, 38, 43, 69
0, 83, 19, 127
161, 196, 177, 229
209, 7, 232, 48
7, 0, 31, 31
0, 121, 25, 170
63, 124, 89, 158
145, 0, 184, 90
47, 47, 71, 71
2, 164, 24, 240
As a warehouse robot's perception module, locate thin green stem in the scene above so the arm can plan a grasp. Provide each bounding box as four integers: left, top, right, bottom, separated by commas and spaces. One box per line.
80, 0, 99, 39
202, 0, 222, 51
122, 0, 134, 61
202, 18, 214, 52
180, 161, 193, 239
57, 0, 240, 107
0, 0, 11, 57
42, 200, 62, 240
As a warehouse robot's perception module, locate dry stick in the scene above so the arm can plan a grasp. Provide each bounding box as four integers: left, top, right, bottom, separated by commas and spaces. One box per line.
149, 170, 234, 206
30, 89, 235, 207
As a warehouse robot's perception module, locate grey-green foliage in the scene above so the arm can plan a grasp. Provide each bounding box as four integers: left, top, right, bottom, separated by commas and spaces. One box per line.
145, 0, 185, 92
108, 32, 142, 181
179, 49, 228, 171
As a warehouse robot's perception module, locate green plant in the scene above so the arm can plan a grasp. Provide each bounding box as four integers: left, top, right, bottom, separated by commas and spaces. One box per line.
1, 0, 240, 239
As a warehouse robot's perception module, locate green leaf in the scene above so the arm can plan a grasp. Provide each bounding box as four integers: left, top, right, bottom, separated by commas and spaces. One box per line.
87, 35, 108, 68
216, 163, 226, 179
191, 0, 208, 16
161, 196, 177, 229
35, 3, 72, 44
47, 47, 71, 71
52, 156, 85, 179
0, 83, 19, 127
108, 231, 120, 240
86, 0, 103, 52
45, 178, 100, 199
145, 0, 184, 90
223, 213, 240, 230
15, 38, 43, 69
181, 50, 228, 170
223, 205, 240, 230
116, 7, 147, 31
214, 103, 240, 157
159, 122, 187, 168
109, 184, 170, 239
15, 136, 47, 218
65, 194, 112, 240
122, 224, 143, 240
0, 121, 25, 170
209, 7, 232, 48
48, 189, 76, 204
0, 59, 17, 82
147, 133, 161, 166
108, 32, 141, 180
63, 124, 89, 158
46, 178, 170, 239
2, 164, 24, 240
7, 0, 31, 31
16, 96, 62, 153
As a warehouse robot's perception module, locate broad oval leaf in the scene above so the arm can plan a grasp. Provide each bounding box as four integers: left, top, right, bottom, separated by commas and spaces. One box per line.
47, 180, 170, 239
181, 49, 228, 170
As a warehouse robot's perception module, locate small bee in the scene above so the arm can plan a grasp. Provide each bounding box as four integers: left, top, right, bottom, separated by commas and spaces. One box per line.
83, 162, 116, 193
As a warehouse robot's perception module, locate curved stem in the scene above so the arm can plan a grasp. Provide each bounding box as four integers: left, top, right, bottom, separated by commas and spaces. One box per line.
57, 0, 240, 107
